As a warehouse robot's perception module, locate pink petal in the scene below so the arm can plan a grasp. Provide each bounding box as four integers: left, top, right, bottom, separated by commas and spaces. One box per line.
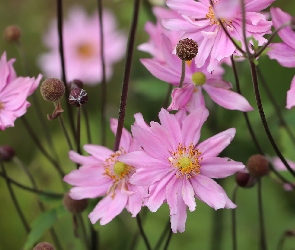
170, 190, 187, 233
84, 144, 114, 161
201, 157, 245, 178
182, 179, 196, 212
69, 184, 109, 199
168, 84, 194, 111
286, 76, 295, 109
198, 128, 236, 158
245, 0, 275, 12
166, 176, 182, 214
126, 185, 145, 216
130, 167, 170, 187
69, 150, 99, 165
267, 43, 295, 68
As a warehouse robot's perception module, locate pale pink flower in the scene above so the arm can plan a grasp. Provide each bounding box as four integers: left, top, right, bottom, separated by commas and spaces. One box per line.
267, 7, 295, 68
138, 7, 184, 62
286, 76, 295, 109
63, 119, 146, 225
272, 157, 295, 191
119, 108, 245, 233
0, 52, 41, 130
163, 0, 273, 72
38, 6, 126, 85
141, 35, 253, 112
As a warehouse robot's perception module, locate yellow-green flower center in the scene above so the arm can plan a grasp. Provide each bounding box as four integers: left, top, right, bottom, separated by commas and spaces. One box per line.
0, 101, 4, 110
192, 72, 206, 86
113, 161, 129, 177
76, 42, 95, 59
169, 143, 202, 179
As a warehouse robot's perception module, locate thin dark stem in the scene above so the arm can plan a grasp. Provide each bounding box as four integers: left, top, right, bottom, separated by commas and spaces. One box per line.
179, 60, 185, 88
254, 22, 290, 58
232, 185, 238, 250
0, 172, 63, 198
13, 157, 63, 250
90, 225, 98, 250
154, 219, 170, 250
58, 113, 74, 150
230, 56, 263, 154
56, 0, 76, 138
0, 161, 30, 233
97, 0, 107, 146
77, 214, 90, 249
162, 84, 173, 109
210, 201, 224, 250
257, 68, 295, 146
249, 61, 295, 178
21, 116, 65, 178
82, 107, 92, 144
257, 178, 267, 250
163, 229, 173, 250
76, 107, 81, 155
114, 0, 141, 151
136, 214, 151, 250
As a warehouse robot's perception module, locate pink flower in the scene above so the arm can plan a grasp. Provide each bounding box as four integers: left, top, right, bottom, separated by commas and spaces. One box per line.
272, 157, 295, 191
38, 6, 126, 85
163, 0, 273, 72
63, 119, 146, 225
119, 108, 245, 233
0, 52, 41, 130
138, 7, 184, 62
267, 7, 295, 68
141, 35, 253, 112
286, 76, 295, 109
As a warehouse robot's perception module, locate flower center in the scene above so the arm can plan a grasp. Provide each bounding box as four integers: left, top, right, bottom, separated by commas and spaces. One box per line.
0, 101, 4, 110
113, 161, 131, 178
206, 4, 233, 28
169, 143, 202, 179
192, 72, 206, 86
76, 42, 95, 59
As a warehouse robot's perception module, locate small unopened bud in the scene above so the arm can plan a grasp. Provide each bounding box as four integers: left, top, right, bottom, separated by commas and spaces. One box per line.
3, 25, 21, 43
176, 38, 198, 61
291, 16, 295, 32
235, 171, 256, 188
33, 242, 55, 250
0, 145, 15, 161
63, 192, 88, 214
246, 154, 269, 177
68, 88, 88, 107
69, 79, 84, 89
40, 78, 65, 102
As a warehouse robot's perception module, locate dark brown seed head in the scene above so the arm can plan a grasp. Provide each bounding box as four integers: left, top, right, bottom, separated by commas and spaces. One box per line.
33, 242, 56, 250
235, 171, 256, 188
0, 145, 15, 162
246, 154, 269, 177
69, 79, 84, 89
40, 78, 65, 102
176, 38, 198, 61
68, 88, 88, 107
3, 25, 21, 43
63, 192, 88, 214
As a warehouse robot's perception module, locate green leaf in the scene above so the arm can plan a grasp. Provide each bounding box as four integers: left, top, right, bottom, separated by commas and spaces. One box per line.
23, 205, 66, 250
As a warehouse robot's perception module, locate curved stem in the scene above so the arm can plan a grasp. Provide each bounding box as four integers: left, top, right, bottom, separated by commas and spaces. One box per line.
76, 106, 81, 155
179, 60, 185, 88
136, 214, 151, 250
249, 61, 295, 178
0, 161, 30, 233
97, 0, 107, 146
154, 219, 170, 250
114, 0, 141, 151
232, 185, 238, 250
163, 229, 173, 250
82, 107, 92, 144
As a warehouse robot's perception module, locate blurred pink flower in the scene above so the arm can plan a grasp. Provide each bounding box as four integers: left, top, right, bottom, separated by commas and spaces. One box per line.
64, 119, 146, 225
272, 157, 295, 191
0, 52, 41, 130
163, 0, 273, 72
267, 7, 295, 68
286, 76, 295, 109
138, 7, 184, 62
38, 6, 126, 85
141, 35, 253, 112
119, 108, 245, 233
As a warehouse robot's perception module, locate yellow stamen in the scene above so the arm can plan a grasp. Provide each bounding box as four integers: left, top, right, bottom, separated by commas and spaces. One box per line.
0, 101, 4, 110
206, 5, 233, 27
76, 42, 95, 59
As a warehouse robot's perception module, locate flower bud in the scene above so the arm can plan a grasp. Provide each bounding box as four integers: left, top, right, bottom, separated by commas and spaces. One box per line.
246, 154, 269, 177
69, 79, 84, 89
40, 78, 65, 102
176, 38, 198, 61
3, 25, 21, 43
68, 88, 88, 107
33, 242, 55, 250
235, 171, 256, 188
63, 192, 88, 214
0, 145, 15, 161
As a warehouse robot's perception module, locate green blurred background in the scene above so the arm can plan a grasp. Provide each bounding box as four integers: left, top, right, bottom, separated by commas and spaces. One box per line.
1, 0, 295, 249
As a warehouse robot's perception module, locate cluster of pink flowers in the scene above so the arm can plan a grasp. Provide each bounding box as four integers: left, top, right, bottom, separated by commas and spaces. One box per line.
0, 52, 41, 130
63, 1, 295, 234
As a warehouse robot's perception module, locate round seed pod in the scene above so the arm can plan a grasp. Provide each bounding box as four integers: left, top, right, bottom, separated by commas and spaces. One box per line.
3, 25, 21, 43
40, 78, 65, 102
176, 38, 198, 61
235, 171, 256, 188
63, 192, 88, 214
33, 242, 55, 250
69, 79, 84, 89
0, 145, 15, 162
68, 88, 88, 107
246, 154, 269, 177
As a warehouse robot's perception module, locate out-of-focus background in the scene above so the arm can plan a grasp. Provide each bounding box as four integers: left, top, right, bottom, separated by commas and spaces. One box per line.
1, 0, 295, 249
